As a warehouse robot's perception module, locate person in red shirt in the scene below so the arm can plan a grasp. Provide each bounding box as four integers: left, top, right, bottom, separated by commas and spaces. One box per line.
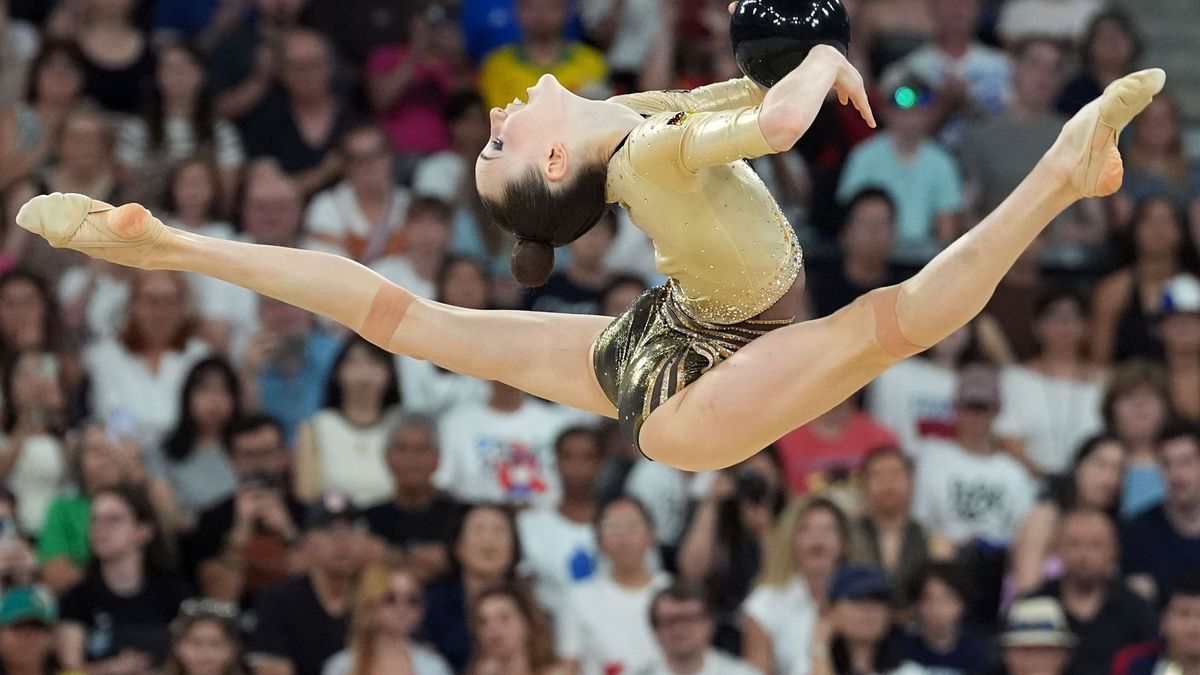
775, 398, 898, 494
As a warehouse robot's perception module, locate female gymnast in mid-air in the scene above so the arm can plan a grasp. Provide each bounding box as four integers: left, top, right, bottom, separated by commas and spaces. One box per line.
16, 45, 1163, 471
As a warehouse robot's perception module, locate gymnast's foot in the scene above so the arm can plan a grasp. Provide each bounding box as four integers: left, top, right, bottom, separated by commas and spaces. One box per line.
1049, 68, 1165, 199
15, 193, 168, 268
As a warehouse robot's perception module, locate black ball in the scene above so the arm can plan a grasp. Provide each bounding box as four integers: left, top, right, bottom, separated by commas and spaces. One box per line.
730, 0, 851, 88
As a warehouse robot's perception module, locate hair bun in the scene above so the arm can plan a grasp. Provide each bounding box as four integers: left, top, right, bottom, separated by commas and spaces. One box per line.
511, 239, 555, 288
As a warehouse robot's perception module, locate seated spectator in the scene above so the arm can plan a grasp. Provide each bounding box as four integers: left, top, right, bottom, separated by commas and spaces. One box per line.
477, 0, 607, 111
812, 566, 924, 675
981, 237, 1048, 363
362, 414, 460, 583
249, 491, 370, 675
208, 0, 308, 123
1, 350, 68, 534
423, 504, 522, 671
806, 188, 902, 319
996, 597, 1075, 675
1102, 361, 1172, 517
775, 398, 897, 495
1010, 435, 1124, 595
1123, 424, 1200, 603
0, 271, 81, 403
599, 274, 649, 318
184, 414, 303, 604
116, 41, 245, 208
0, 0, 37, 107
468, 585, 564, 675
625, 453, 695, 558
1112, 574, 1200, 675
0, 41, 85, 194
0, 585, 59, 675
369, 197, 454, 301
642, 584, 761, 675
1113, 94, 1200, 226
164, 598, 246, 675
31, 103, 121, 207
856, 0, 933, 77
304, 126, 411, 264
293, 336, 400, 507
322, 559, 451, 675
524, 209, 615, 315
1035, 508, 1157, 675
677, 449, 786, 652
1056, 10, 1141, 116
1156, 275, 1200, 423
57, 485, 191, 673
837, 72, 963, 245
578, 0, 661, 91
742, 497, 849, 675
518, 426, 603, 615
849, 447, 954, 606
163, 159, 234, 238
411, 91, 487, 206
159, 358, 241, 528
995, 290, 1106, 477
0, 490, 38, 595
74, 0, 154, 116
241, 29, 365, 195
558, 496, 669, 675
995, 0, 1102, 48
903, 562, 992, 672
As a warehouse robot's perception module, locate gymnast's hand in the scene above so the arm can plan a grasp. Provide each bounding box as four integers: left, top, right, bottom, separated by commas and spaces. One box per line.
15, 193, 171, 269
759, 44, 875, 151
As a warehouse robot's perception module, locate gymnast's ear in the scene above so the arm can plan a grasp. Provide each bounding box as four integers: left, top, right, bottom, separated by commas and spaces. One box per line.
511, 239, 555, 288
545, 144, 569, 183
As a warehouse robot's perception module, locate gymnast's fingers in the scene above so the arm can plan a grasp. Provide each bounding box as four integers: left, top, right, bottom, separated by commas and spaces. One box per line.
854, 89, 877, 128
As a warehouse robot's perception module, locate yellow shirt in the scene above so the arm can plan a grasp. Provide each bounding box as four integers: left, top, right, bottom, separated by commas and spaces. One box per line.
478, 43, 608, 111
605, 79, 804, 324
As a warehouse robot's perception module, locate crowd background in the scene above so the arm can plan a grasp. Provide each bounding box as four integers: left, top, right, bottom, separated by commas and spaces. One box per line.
0, 0, 1199, 674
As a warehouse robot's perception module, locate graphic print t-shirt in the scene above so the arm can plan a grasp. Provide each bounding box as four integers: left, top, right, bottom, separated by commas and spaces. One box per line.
913, 439, 1036, 546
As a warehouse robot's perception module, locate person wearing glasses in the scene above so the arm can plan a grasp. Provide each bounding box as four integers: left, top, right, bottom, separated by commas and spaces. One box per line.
164, 598, 246, 675
322, 558, 450, 675
638, 584, 761, 675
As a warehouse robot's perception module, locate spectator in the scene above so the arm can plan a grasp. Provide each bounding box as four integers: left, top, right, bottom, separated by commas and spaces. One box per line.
423, 504, 522, 672
806, 188, 902, 318
159, 357, 241, 528
0, 272, 75, 394
32, 103, 121, 207
0, 41, 85, 193
836, 71, 964, 245
518, 426, 603, 615
558, 496, 669, 675
370, 197, 453, 301
1123, 424, 1200, 603
163, 159, 234, 238
461, 0, 583, 64
293, 335, 400, 507
811, 566, 924, 675
364, 8, 468, 157
0, 585, 59, 675
237, 160, 314, 250
856, 0, 933, 78
0, 490, 39, 595
996, 597, 1074, 675
83, 269, 209, 455
477, 0, 607, 111
0, 0, 37, 108
1, 350, 68, 534
600, 274, 649, 318
248, 491, 369, 675
164, 598, 246, 675
362, 414, 460, 584
210, 0, 308, 123
774, 398, 897, 495
903, 562, 992, 673
153, 0, 250, 46
74, 0, 155, 115
411, 91, 488, 206
677, 449, 786, 652
184, 414, 303, 604
625, 451, 694, 558
1103, 361, 1171, 518
578, 0, 660, 91
57, 484, 191, 673
1056, 10, 1141, 116
742, 497, 848, 675
524, 209, 615, 315
1113, 94, 1200, 227
304, 126, 411, 264
849, 447, 954, 607
913, 363, 1036, 547
1010, 435, 1124, 595
1157, 275, 1200, 422
322, 559, 451, 675
1090, 197, 1199, 364
995, 290, 1106, 476
467, 585, 564, 675
981, 236, 1049, 363
642, 584, 762, 675
1112, 574, 1200, 675
241, 29, 364, 195
1035, 508, 1157, 675
995, 0, 1102, 48
115, 41, 245, 208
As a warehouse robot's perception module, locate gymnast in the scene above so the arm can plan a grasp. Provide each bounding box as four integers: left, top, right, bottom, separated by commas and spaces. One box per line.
15, 45, 1164, 472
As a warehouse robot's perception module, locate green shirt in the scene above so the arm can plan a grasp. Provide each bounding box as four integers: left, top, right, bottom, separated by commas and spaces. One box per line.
37, 494, 90, 566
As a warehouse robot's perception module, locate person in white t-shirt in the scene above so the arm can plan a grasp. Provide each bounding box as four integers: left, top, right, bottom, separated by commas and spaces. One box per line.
996, 0, 1102, 48
557, 496, 670, 675
636, 584, 762, 675
625, 457, 694, 553
914, 364, 1037, 546
518, 426, 603, 616
370, 198, 453, 301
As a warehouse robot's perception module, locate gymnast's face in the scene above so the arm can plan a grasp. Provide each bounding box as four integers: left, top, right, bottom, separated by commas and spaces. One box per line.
475, 74, 578, 199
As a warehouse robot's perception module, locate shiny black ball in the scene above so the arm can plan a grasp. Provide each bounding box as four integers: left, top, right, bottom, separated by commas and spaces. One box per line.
730, 0, 851, 88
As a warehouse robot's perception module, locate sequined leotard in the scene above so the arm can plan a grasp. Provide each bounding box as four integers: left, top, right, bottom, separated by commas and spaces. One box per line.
590, 78, 804, 452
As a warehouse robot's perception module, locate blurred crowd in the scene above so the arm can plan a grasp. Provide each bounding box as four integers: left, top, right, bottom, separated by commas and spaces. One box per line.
0, 0, 1199, 674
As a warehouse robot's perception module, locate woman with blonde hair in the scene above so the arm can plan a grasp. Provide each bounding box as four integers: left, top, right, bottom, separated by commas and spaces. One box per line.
742, 496, 850, 674
467, 585, 565, 675
322, 557, 451, 675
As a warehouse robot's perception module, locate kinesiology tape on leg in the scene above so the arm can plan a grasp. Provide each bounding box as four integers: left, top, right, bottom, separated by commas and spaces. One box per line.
867, 286, 927, 359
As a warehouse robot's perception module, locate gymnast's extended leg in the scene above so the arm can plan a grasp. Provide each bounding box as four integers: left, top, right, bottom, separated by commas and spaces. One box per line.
639, 68, 1165, 470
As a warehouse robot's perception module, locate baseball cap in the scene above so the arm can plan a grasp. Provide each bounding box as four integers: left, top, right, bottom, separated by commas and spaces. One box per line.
955, 363, 1001, 409
1160, 274, 1200, 316
1000, 597, 1076, 648
304, 491, 361, 530
0, 586, 57, 627
829, 565, 890, 603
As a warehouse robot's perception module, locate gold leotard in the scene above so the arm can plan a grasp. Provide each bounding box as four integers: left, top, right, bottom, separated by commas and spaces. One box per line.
591, 78, 804, 453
